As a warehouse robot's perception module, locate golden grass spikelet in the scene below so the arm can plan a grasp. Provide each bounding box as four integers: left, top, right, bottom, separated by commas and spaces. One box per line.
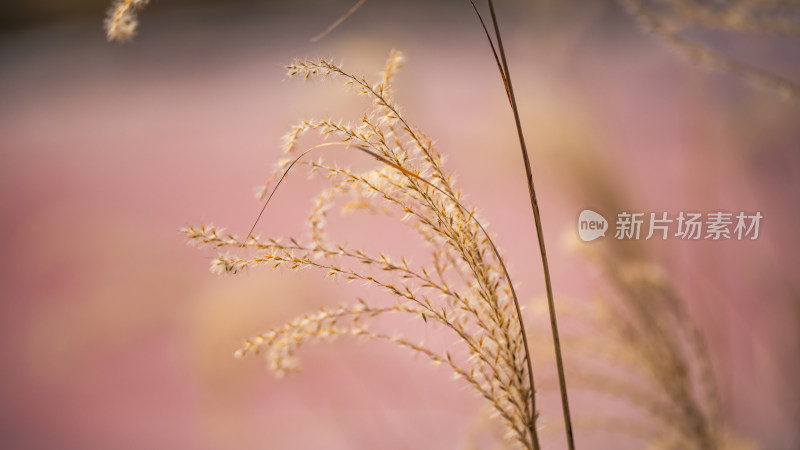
105, 0, 150, 42
184, 52, 540, 449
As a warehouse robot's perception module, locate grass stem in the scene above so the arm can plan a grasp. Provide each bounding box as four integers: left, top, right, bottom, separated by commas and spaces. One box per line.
481, 1, 575, 448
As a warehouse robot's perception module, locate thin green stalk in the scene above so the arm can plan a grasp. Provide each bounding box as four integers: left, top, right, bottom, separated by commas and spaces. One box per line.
481, 1, 576, 448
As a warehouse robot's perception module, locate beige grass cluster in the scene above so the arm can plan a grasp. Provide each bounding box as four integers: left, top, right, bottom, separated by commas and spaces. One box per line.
183, 52, 540, 449
620, 0, 800, 100
564, 251, 727, 449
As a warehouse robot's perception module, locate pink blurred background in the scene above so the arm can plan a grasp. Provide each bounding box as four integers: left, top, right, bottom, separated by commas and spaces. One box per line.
1, 1, 799, 448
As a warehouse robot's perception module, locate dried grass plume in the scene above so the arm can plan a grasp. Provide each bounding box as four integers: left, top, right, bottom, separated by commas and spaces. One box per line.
184, 52, 543, 449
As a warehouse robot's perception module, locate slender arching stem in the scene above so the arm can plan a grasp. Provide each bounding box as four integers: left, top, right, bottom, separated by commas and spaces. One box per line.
476, 0, 576, 448
245, 142, 348, 242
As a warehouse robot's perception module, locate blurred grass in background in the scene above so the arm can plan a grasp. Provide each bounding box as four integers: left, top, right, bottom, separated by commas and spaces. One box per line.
1, 1, 798, 449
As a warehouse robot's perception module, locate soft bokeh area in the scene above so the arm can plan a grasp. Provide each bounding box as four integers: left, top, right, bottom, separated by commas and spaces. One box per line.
1, 1, 799, 448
